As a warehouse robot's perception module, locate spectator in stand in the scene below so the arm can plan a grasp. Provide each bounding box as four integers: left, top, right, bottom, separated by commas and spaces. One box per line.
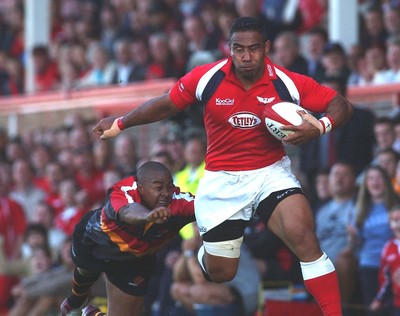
102, 169, 121, 194
54, 178, 85, 238
7, 243, 56, 316
321, 42, 351, 86
30, 144, 52, 191
146, 32, 177, 80
78, 43, 116, 88
303, 27, 328, 83
297, 0, 327, 34
10, 159, 46, 222
32, 45, 60, 92
350, 45, 387, 86
68, 124, 92, 152
42, 161, 66, 215
129, 37, 151, 82
6, 136, 26, 162
311, 167, 332, 213
383, 5, 400, 37
349, 165, 398, 315
30, 201, 67, 258
0, 162, 26, 315
69, 43, 91, 78
372, 35, 400, 84
217, 8, 238, 58
72, 146, 105, 211
360, 4, 389, 49
260, 0, 303, 43
1, 55, 24, 95
272, 30, 309, 75
315, 162, 359, 304
373, 116, 396, 156
171, 230, 260, 316
92, 139, 114, 172
110, 38, 135, 86
375, 148, 399, 183
175, 135, 207, 195
59, 61, 80, 93
0, 12, 13, 52
182, 15, 220, 58
146, 0, 178, 35
99, 4, 120, 58
7, 4, 24, 61
370, 204, 400, 315
113, 133, 140, 177
169, 30, 190, 78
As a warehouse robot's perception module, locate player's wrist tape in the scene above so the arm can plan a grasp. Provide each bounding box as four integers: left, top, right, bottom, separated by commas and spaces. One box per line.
117, 117, 125, 130
318, 116, 334, 135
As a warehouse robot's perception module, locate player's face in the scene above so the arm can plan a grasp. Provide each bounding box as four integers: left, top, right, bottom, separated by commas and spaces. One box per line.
138, 171, 174, 210
230, 31, 270, 83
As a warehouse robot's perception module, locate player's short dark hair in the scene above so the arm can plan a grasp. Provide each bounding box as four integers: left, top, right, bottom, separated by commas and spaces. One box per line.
137, 161, 171, 183
229, 17, 267, 42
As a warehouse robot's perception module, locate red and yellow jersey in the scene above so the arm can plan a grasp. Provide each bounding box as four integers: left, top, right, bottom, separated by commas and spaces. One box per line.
84, 176, 195, 260
170, 57, 337, 171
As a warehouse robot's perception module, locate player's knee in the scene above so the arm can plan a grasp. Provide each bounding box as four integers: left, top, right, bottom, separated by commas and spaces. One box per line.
203, 237, 242, 282
208, 266, 237, 282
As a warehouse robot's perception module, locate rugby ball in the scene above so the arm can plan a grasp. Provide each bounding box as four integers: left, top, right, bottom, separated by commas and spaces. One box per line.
263, 102, 307, 141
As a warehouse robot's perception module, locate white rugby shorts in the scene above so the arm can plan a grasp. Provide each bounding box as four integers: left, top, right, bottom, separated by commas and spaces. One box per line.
195, 155, 301, 235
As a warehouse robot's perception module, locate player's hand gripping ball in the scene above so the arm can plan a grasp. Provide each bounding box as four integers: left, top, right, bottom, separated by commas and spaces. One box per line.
262, 101, 307, 141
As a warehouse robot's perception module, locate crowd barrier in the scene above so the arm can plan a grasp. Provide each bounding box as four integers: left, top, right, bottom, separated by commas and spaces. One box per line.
0, 79, 399, 154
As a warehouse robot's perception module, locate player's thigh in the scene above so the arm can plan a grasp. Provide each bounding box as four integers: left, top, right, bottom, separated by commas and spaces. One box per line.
105, 277, 144, 316
267, 193, 321, 261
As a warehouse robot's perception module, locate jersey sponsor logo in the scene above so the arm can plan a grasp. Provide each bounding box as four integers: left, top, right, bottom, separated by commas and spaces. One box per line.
216, 97, 235, 106
257, 96, 275, 104
228, 112, 261, 129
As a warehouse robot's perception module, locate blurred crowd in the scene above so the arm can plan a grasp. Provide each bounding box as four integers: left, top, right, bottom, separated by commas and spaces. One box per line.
1, 0, 400, 96
2, 0, 400, 315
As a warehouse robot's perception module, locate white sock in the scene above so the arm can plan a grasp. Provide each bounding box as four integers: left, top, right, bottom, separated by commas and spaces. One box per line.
300, 252, 335, 280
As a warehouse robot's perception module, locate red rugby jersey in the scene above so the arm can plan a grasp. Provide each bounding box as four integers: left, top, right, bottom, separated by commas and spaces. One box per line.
84, 176, 195, 260
376, 239, 400, 308
169, 57, 337, 171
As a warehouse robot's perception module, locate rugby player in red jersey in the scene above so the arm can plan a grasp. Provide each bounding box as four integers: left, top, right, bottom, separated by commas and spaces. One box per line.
60, 161, 195, 316
93, 17, 353, 315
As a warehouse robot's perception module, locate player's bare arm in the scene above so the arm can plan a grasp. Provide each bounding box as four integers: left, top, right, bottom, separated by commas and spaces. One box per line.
282, 95, 353, 145
118, 204, 172, 226
93, 93, 180, 139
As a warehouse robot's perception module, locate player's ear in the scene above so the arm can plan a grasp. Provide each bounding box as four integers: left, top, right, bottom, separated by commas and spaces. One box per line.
264, 40, 271, 53
137, 182, 144, 194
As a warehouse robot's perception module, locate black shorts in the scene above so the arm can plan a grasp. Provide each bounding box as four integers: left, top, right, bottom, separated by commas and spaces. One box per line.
202, 187, 303, 242
71, 211, 156, 296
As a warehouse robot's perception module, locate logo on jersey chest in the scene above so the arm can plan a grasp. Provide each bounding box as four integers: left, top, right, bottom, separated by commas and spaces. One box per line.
257, 96, 275, 104
216, 98, 235, 106
228, 112, 261, 129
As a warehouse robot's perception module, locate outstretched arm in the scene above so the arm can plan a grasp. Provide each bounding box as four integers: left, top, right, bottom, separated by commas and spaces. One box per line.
93, 93, 181, 139
118, 203, 172, 226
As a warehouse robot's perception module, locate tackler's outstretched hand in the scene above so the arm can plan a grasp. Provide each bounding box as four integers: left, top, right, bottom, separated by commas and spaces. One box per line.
147, 207, 172, 224
93, 116, 122, 139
